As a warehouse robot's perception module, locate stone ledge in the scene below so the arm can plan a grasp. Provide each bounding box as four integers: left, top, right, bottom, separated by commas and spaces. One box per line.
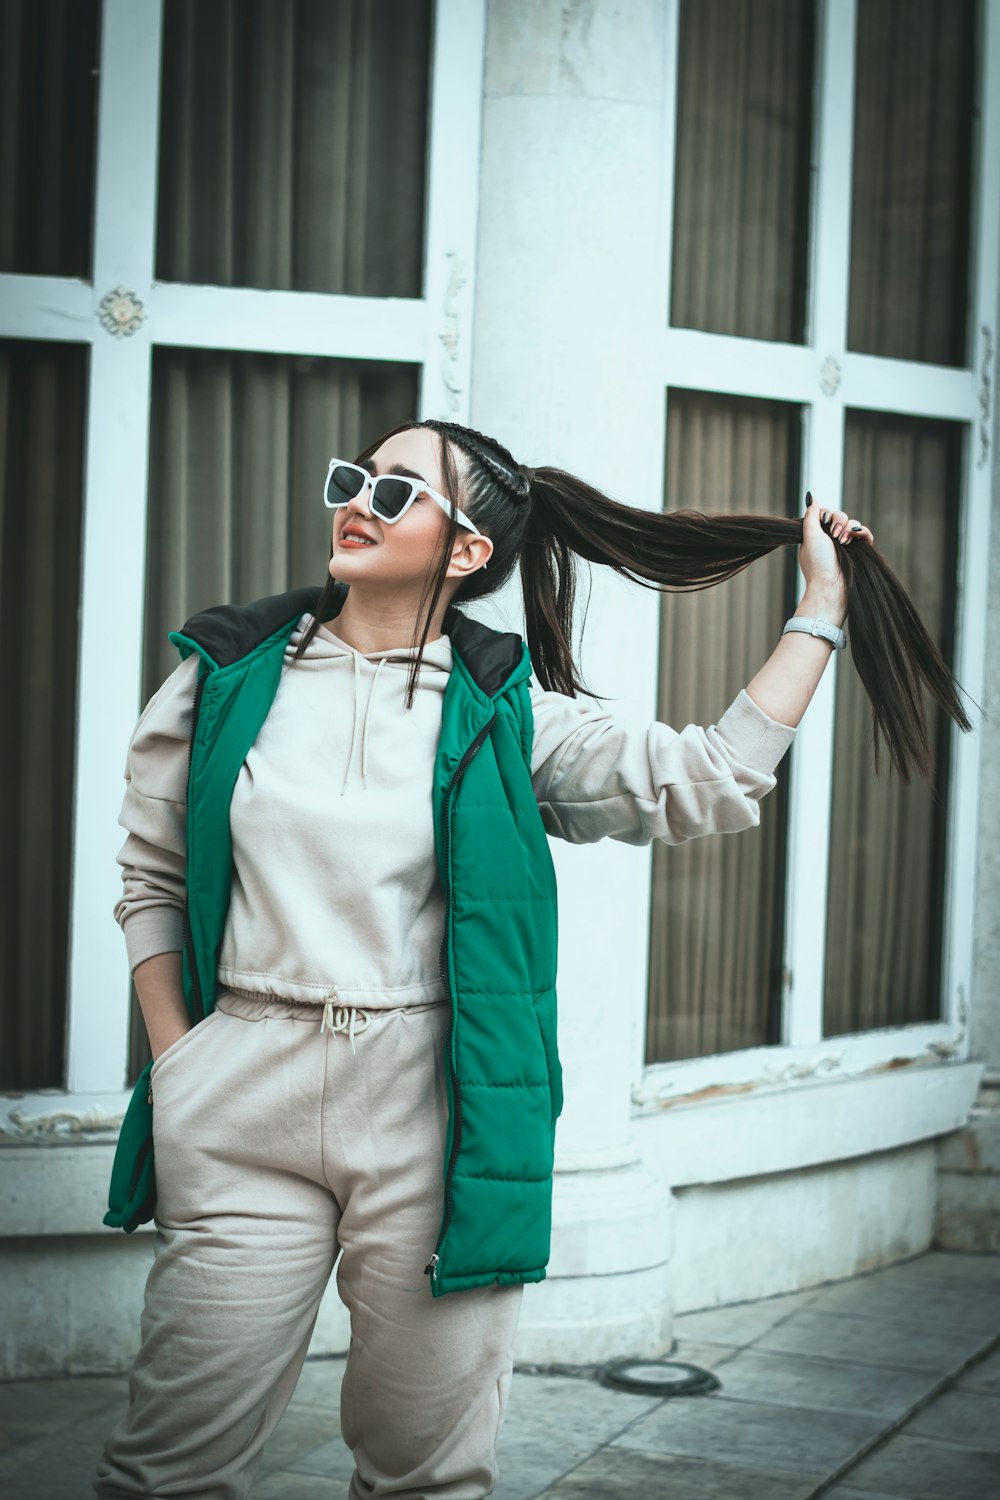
636, 1061, 983, 1189
0, 1145, 136, 1238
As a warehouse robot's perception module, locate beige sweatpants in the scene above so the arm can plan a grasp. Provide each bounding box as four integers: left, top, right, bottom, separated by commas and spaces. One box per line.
92, 990, 524, 1500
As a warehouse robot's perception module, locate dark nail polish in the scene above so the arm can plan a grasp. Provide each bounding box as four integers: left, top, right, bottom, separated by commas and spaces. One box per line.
851, 523, 862, 531
805, 492, 813, 507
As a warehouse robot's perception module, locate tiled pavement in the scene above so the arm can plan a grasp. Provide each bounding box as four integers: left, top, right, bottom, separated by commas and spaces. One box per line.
1, 1250, 998, 1499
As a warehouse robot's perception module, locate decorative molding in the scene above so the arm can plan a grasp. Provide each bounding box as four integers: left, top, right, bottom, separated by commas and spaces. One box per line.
926, 1030, 966, 1061
438, 250, 466, 416
819, 354, 842, 397
978, 323, 994, 470
97, 285, 146, 338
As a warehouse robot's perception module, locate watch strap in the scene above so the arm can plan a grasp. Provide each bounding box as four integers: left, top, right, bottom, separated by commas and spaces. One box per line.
781, 616, 847, 651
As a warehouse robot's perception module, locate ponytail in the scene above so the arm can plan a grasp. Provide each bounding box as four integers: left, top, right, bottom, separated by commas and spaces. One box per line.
522, 465, 974, 785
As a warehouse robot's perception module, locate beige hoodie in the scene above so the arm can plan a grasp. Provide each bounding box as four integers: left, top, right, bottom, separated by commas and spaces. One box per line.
115, 613, 797, 1007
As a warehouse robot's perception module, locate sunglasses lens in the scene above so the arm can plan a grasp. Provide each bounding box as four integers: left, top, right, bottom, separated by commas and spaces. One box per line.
370, 476, 412, 520
326, 464, 366, 506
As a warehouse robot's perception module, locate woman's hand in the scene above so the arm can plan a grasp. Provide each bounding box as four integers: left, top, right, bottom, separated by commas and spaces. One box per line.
798, 492, 875, 627
746, 496, 875, 726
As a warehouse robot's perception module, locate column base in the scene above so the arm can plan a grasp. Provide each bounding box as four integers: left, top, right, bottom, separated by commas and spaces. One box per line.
513, 1156, 675, 1365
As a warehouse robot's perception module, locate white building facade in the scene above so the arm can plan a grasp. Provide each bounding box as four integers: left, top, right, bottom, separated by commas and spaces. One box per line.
1, 0, 997, 1374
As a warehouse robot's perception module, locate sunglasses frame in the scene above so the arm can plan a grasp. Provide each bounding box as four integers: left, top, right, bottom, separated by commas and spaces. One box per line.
323, 458, 484, 539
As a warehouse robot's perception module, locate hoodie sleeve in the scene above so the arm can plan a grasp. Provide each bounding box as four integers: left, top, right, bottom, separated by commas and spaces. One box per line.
113, 652, 200, 973
529, 682, 797, 846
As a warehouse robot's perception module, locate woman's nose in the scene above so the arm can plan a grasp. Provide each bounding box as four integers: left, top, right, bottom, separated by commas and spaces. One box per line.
347, 480, 374, 516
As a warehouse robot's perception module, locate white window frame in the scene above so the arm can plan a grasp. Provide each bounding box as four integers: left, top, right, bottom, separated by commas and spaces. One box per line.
0, 0, 487, 1126
635, 0, 998, 1112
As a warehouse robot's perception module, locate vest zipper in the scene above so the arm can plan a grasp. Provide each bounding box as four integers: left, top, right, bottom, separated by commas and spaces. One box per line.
182, 671, 207, 1023
424, 711, 496, 1285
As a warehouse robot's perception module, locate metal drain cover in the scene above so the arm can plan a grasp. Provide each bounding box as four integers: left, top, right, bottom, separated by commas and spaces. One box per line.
598, 1358, 721, 1397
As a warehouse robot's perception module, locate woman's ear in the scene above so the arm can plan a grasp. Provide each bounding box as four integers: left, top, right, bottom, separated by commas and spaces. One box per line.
449, 533, 493, 576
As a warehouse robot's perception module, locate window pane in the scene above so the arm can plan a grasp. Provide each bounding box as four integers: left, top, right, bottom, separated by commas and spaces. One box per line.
848, 0, 975, 366
0, 340, 87, 1089
670, 0, 814, 342
129, 349, 419, 1081
156, 0, 431, 294
0, 0, 100, 277
646, 390, 798, 1064
824, 411, 960, 1036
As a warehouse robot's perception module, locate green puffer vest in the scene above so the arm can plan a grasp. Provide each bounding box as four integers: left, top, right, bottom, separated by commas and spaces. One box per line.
103, 584, 563, 1296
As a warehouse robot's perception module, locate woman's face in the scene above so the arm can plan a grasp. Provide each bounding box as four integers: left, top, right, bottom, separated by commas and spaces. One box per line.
328, 427, 490, 590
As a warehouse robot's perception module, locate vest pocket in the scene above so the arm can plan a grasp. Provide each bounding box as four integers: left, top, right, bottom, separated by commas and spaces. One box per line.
532, 990, 564, 1128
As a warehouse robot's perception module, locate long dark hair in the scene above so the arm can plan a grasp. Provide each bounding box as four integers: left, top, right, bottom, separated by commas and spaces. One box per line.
293, 417, 975, 784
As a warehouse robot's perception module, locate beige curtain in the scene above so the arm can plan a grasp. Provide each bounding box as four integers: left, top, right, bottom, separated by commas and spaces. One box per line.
651, 0, 973, 1065
0, 341, 86, 1089
848, 0, 975, 366
1, 3, 98, 1089
824, 0, 973, 1031
156, 0, 430, 295
646, 392, 797, 1063
670, 0, 813, 343
128, 1, 431, 1080
824, 414, 959, 1034
0, 0, 100, 277
652, 0, 810, 1064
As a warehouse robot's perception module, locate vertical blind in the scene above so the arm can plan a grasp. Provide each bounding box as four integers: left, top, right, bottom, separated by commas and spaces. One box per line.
0, 0, 100, 278
128, 0, 433, 1082
670, 0, 814, 343
848, 0, 975, 366
0, 0, 434, 1088
823, 412, 959, 1034
156, 0, 431, 295
0, 341, 87, 1089
652, 0, 974, 1063
646, 391, 797, 1063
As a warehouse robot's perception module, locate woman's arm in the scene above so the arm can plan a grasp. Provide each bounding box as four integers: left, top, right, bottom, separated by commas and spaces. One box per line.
134, 951, 190, 1061
529, 684, 797, 847
745, 499, 873, 728
115, 653, 200, 1059
528, 499, 873, 847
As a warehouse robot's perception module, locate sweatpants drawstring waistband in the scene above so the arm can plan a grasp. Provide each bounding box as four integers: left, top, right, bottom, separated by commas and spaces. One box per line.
320, 995, 372, 1054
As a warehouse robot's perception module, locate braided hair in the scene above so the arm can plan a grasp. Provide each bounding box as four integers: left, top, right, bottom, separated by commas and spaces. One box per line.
293, 416, 974, 783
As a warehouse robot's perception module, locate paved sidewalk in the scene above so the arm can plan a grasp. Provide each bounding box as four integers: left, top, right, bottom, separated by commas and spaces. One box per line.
1, 1249, 998, 1498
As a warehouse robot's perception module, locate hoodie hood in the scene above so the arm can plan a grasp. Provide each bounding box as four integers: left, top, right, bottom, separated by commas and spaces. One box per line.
288, 612, 454, 794
171, 581, 529, 700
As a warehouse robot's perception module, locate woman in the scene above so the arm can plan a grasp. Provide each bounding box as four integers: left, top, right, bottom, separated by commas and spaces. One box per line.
94, 416, 965, 1499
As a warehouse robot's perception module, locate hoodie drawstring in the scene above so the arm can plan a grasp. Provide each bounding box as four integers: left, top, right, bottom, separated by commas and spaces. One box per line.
340, 653, 389, 795
360, 657, 387, 788
341, 654, 362, 795
320, 990, 372, 1054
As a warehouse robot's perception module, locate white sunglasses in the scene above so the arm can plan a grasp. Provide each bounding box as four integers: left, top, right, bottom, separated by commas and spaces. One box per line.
323, 459, 486, 550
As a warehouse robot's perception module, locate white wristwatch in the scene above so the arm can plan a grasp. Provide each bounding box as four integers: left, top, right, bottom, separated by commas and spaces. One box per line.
781, 616, 847, 651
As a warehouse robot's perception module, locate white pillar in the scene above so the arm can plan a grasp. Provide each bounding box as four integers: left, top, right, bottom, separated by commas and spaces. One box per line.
471, 0, 675, 1362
